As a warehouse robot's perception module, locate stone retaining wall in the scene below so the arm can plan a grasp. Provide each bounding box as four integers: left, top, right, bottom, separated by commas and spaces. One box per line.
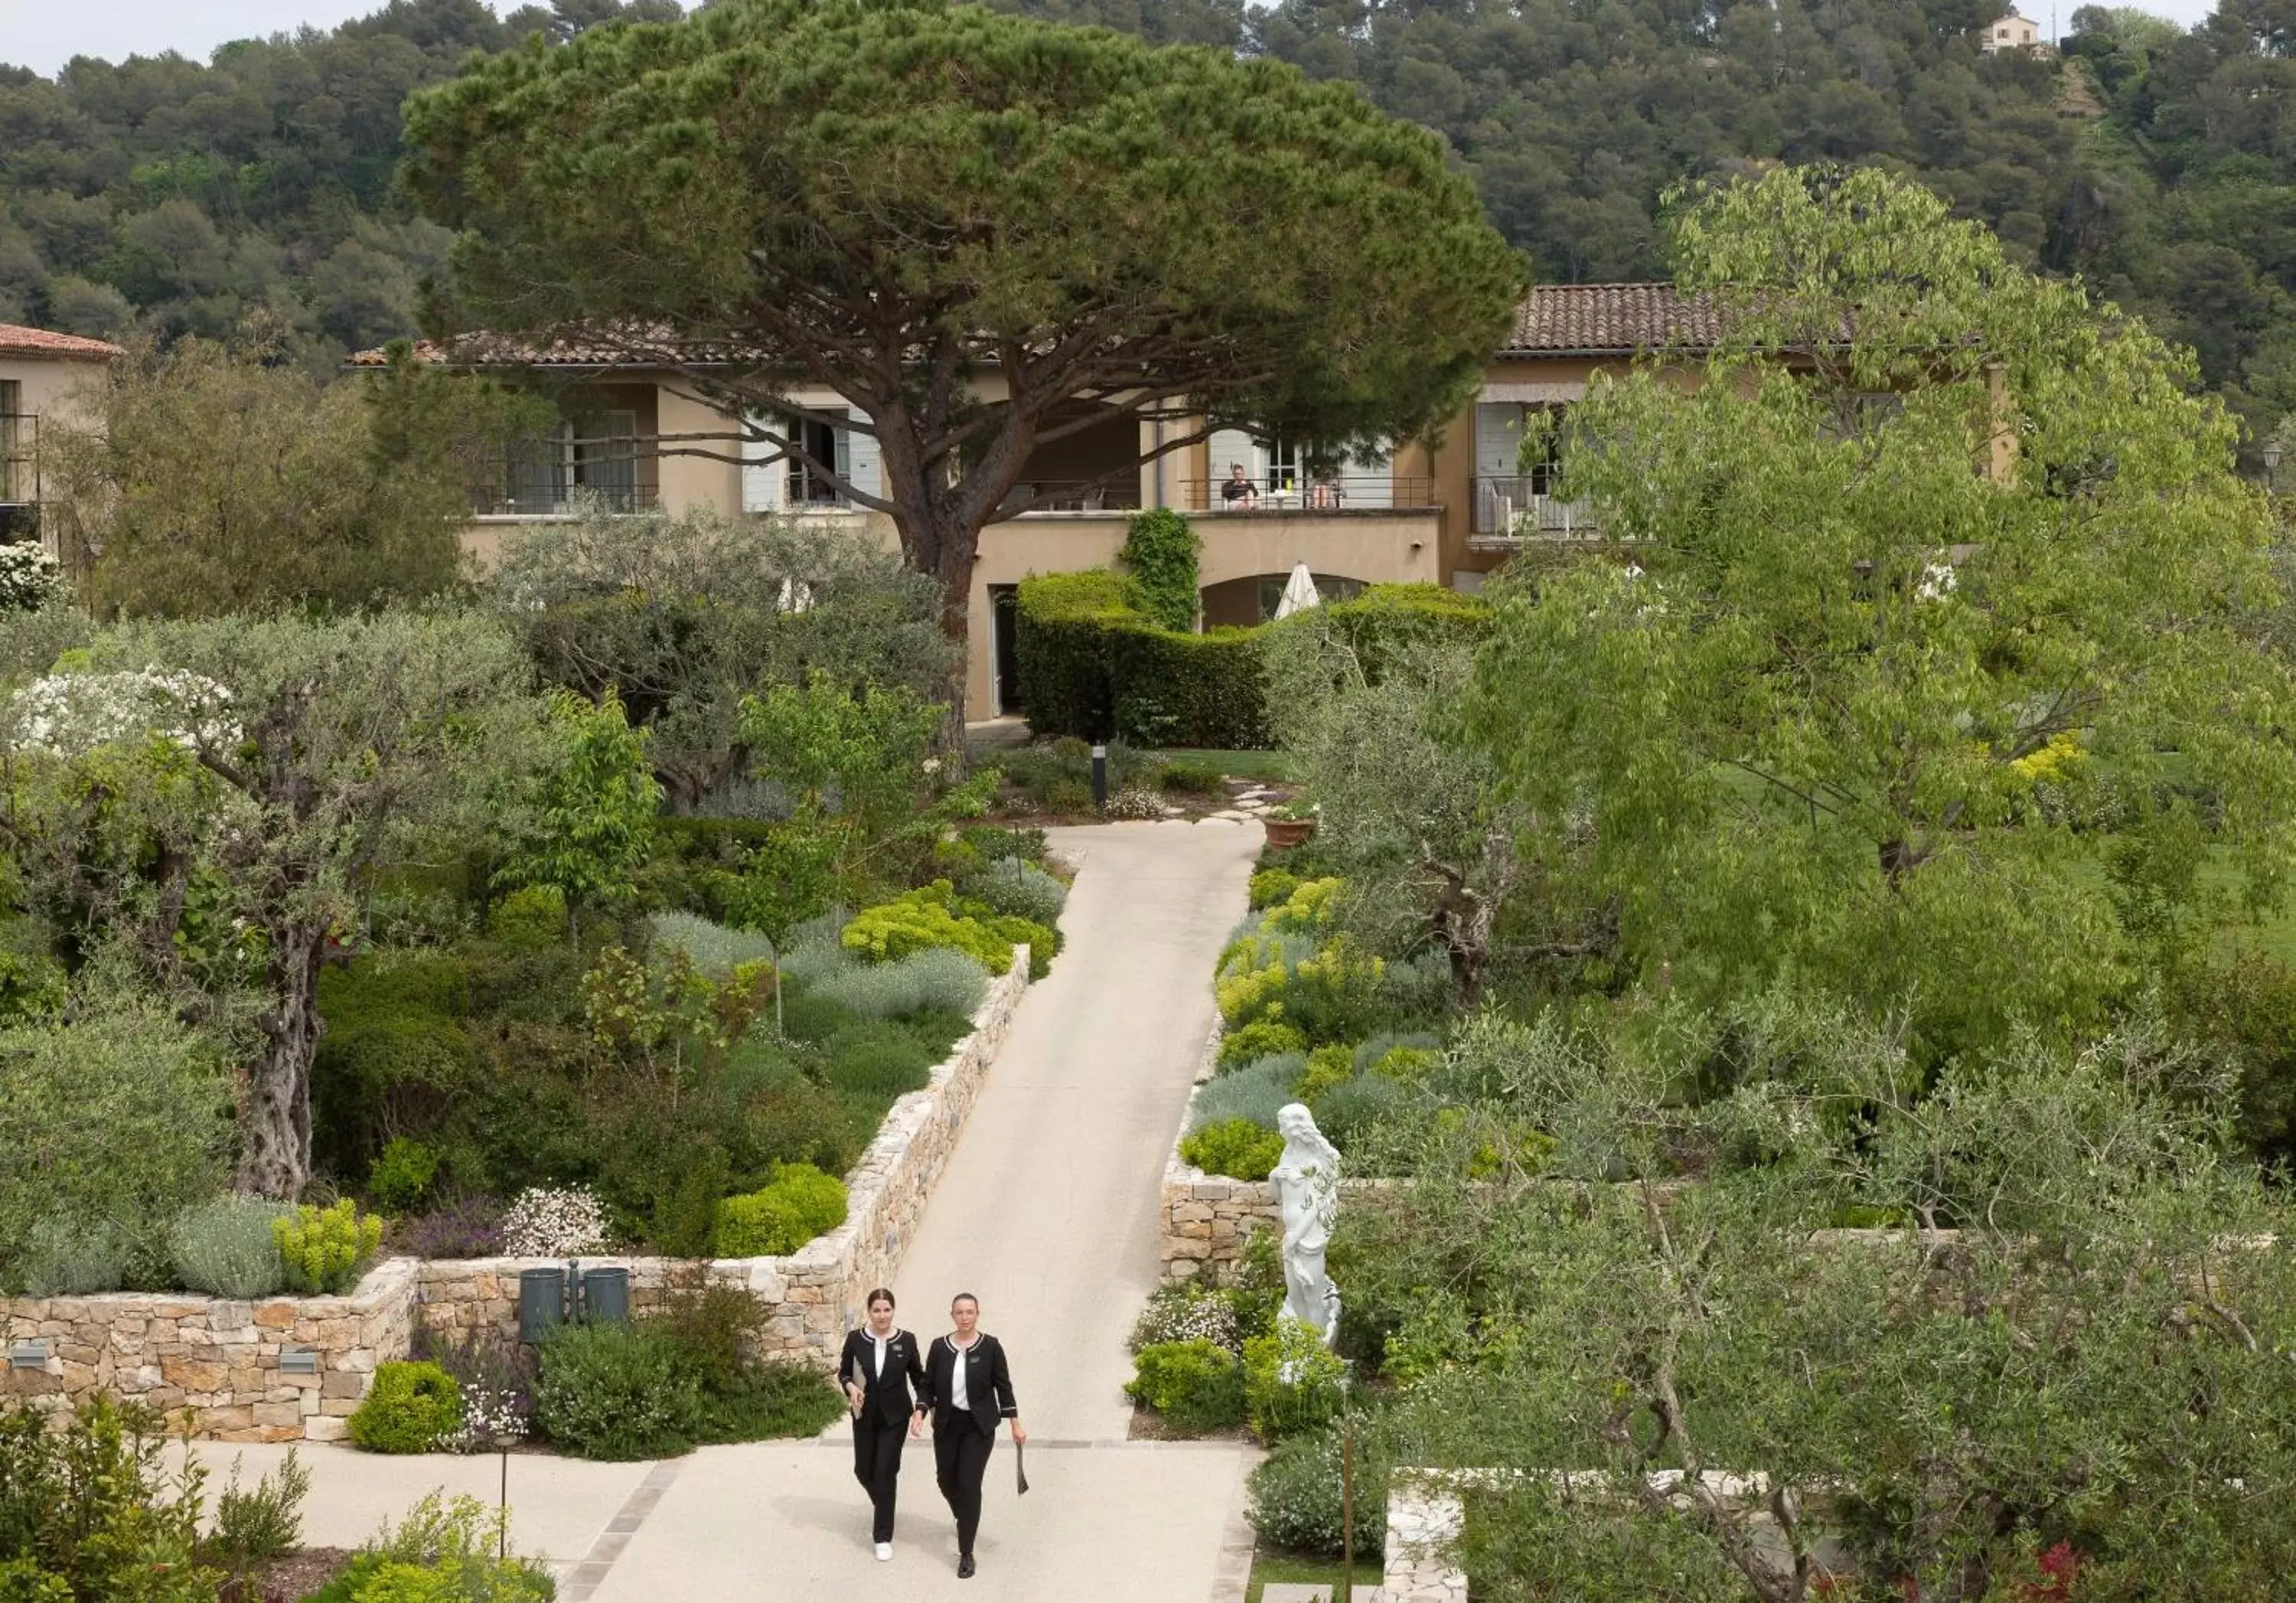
2, 950, 1029, 1440
0, 1260, 416, 1445
419, 952, 1030, 1363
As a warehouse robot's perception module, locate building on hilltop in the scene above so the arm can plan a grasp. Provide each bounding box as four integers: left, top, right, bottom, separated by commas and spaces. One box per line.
0, 324, 122, 550
1979, 12, 2048, 54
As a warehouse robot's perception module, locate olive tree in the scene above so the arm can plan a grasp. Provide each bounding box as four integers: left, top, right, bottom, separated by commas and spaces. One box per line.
1467, 167, 2296, 1063
3, 614, 543, 1198
403, 0, 1525, 719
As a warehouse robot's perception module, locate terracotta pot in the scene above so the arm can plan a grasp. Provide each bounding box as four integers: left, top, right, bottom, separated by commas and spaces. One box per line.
1263, 817, 1317, 848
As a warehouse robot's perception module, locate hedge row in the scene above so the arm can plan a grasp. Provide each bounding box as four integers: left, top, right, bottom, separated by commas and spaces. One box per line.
1013, 571, 1486, 749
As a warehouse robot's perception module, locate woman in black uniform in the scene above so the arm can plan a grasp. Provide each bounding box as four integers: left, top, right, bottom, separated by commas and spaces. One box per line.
924, 1291, 1025, 1579
837, 1287, 928, 1561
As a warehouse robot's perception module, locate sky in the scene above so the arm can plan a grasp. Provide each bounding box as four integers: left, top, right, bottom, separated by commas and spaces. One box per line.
0, 0, 2241, 79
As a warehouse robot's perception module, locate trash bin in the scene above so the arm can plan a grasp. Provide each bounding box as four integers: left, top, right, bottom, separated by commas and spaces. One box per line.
579, 1266, 631, 1324
518, 1267, 566, 1343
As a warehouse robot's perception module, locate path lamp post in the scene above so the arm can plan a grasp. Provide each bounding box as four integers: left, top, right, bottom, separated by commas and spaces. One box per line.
1091, 744, 1108, 809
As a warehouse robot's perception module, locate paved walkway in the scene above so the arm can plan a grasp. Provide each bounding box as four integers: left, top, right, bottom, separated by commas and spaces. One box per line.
193, 821, 1264, 1601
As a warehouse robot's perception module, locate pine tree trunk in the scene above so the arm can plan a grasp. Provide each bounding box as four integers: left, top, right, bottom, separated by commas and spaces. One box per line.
237, 919, 327, 1199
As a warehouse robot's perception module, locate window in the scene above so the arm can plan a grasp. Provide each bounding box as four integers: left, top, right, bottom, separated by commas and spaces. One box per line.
787, 416, 846, 504
0, 380, 18, 502
494, 410, 646, 514
572, 409, 638, 506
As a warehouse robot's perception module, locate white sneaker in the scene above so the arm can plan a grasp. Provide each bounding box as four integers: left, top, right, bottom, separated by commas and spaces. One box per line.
874, 1543, 892, 1562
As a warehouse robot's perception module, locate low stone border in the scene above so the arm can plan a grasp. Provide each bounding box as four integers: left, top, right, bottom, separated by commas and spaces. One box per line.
0, 1261, 416, 1445
2, 949, 1029, 1441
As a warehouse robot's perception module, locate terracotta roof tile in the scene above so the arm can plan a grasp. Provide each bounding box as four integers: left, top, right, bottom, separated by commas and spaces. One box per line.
0, 324, 125, 361
1503, 282, 1721, 356
351, 286, 1726, 372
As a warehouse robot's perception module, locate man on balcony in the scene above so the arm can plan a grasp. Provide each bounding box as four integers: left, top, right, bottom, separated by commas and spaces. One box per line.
1220, 462, 1259, 508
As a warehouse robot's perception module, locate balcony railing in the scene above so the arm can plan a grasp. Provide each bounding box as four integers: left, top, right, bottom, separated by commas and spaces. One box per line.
1473, 475, 1601, 540
469, 433, 659, 517
1179, 475, 1435, 513
996, 480, 1146, 516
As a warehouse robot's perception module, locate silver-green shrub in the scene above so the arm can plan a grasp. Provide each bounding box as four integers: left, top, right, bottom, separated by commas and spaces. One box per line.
21, 1216, 129, 1295
964, 858, 1067, 926
814, 948, 989, 1020
0, 998, 234, 1291
647, 910, 781, 980
172, 1194, 292, 1298
1187, 1056, 1300, 1135
777, 921, 855, 991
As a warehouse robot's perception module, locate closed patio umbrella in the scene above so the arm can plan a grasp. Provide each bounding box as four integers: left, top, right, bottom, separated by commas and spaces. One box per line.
1274, 563, 1321, 619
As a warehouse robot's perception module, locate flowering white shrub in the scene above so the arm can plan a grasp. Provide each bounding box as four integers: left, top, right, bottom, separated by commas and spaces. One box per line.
442, 1378, 531, 1452
1128, 1283, 1242, 1355
499, 1185, 611, 1257
1102, 785, 1166, 821
0, 544, 64, 612
7, 667, 239, 758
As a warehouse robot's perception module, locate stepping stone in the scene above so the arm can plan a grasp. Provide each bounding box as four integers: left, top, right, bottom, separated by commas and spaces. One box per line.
1197, 815, 1241, 827
1211, 809, 1253, 821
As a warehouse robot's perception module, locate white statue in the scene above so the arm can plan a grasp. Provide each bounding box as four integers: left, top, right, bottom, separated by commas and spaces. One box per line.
1270, 1102, 1342, 1347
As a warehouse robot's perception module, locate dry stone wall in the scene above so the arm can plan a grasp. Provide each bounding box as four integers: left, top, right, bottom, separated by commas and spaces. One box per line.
0, 1260, 416, 1444
2, 952, 1029, 1440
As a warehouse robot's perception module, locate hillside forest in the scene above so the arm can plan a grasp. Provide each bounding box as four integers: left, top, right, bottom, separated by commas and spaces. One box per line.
5, 0, 2296, 441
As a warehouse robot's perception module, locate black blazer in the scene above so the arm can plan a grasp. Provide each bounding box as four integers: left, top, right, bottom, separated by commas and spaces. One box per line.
925, 1331, 1018, 1437
838, 1327, 928, 1429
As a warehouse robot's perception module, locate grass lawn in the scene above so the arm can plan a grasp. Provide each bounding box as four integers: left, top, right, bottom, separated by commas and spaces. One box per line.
1246, 1549, 1362, 1603
1156, 748, 1300, 784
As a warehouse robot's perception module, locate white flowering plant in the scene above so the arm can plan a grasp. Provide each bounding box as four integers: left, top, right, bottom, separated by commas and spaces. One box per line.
0, 544, 64, 612
1128, 1281, 1244, 1356
499, 1185, 612, 1257
6, 666, 240, 759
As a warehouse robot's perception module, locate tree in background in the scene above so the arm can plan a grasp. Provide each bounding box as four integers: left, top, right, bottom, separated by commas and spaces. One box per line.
494, 687, 660, 934
1468, 167, 2296, 1065
402, 0, 1524, 720
45, 337, 546, 618
481, 502, 953, 813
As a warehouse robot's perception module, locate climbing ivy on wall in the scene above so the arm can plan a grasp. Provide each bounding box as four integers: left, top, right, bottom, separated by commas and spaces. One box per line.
1119, 509, 1201, 633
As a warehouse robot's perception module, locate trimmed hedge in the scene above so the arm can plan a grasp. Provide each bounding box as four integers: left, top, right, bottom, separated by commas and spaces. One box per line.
1014, 571, 1485, 751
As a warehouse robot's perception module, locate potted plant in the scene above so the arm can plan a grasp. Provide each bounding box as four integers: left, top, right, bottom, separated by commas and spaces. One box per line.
1264, 800, 1319, 848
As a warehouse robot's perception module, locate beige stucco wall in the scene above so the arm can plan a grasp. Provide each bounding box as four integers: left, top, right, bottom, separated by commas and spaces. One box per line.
0, 353, 109, 508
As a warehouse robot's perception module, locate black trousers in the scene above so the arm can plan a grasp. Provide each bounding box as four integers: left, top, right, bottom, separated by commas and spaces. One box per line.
852, 1413, 908, 1543
933, 1412, 995, 1557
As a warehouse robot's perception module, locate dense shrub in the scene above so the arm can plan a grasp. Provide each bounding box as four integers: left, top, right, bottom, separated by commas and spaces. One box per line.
389, 1197, 506, 1260
0, 1396, 215, 1600
499, 1185, 612, 1257
1247, 1423, 1389, 1559
1127, 1339, 1247, 1433
1158, 759, 1227, 795
1014, 572, 1270, 747
647, 911, 783, 980
957, 824, 1047, 864
811, 948, 988, 1021
961, 858, 1068, 926
1242, 1318, 1349, 1440
1180, 1118, 1287, 1181
367, 1138, 442, 1213
486, 884, 567, 950
533, 1323, 702, 1461
840, 883, 1054, 978
1102, 785, 1167, 820
1248, 867, 1303, 911
714, 1164, 849, 1256
411, 1323, 534, 1453
298, 1492, 553, 1603
171, 1195, 291, 1299
1218, 1017, 1307, 1068
0, 1001, 233, 1291
1128, 1282, 1244, 1354
20, 1216, 129, 1296
647, 1272, 845, 1441
311, 954, 479, 1185
348, 1363, 465, 1454
1119, 508, 1201, 632
819, 1021, 940, 1101
274, 1201, 383, 1294
205, 1448, 310, 1572
1313, 1073, 1413, 1153
1294, 1043, 1356, 1104
1190, 1056, 1302, 1134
